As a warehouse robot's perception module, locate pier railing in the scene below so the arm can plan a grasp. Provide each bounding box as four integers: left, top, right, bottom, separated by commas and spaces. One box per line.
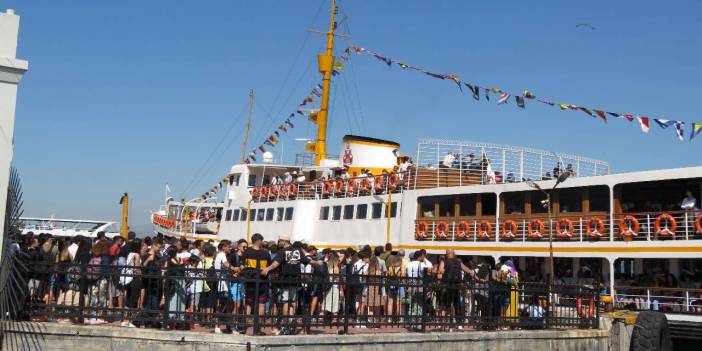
21, 262, 599, 334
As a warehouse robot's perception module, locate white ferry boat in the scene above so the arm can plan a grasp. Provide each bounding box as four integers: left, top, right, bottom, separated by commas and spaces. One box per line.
151, 0, 702, 335
20, 217, 120, 238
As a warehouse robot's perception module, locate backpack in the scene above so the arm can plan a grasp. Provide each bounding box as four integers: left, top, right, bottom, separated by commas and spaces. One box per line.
205, 263, 219, 290
348, 264, 366, 295
66, 265, 82, 286
86, 256, 102, 280
118, 254, 134, 288
386, 266, 400, 293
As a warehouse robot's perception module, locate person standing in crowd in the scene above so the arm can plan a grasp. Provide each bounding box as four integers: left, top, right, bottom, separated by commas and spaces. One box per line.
239, 233, 270, 335
213, 240, 234, 334
198, 245, 216, 330
385, 254, 405, 323
436, 250, 474, 331
120, 239, 141, 328
67, 236, 81, 262
138, 239, 163, 329
164, 246, 187, 330
406, 250, 432, 328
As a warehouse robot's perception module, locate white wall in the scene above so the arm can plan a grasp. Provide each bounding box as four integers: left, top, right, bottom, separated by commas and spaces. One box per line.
0, 9, 28, 251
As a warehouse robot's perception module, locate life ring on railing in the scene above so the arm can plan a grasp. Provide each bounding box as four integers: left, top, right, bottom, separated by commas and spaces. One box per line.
576, 296, 595, 318
556, 218, 574, 239
501, 220, 517, 239
696, 214, 702, 234
260, 186, 269, 198
618, 215, 639, 238
287, 183, 298, 196
323, 181, 333, 195
374, 176, 385, 192
416, 221, 429, 239
654, 213, 677, 237
346, 180, 356, 194
477, 220, 492, 238
388, 173, 399, 190
251, 187, 260, 198
528, 219, 545, 238
334, 180, 344, 193
435, 221, 449, 239
456, 220, 470, 239
586, 217, 606, 238
360, 178, 371, 192
269, 185, 278, 197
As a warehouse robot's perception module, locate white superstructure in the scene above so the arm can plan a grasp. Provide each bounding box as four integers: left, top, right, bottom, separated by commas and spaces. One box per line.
21, 217, 120, 238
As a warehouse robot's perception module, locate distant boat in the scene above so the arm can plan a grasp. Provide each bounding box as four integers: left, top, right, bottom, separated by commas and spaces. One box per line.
20, 217, 120, 238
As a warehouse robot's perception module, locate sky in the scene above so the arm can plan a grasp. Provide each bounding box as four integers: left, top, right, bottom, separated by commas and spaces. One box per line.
5, 0, 702, 233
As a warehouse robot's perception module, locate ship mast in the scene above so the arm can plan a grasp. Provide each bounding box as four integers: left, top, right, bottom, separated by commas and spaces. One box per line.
307, 0, 337, 166
240, 89, 254, 163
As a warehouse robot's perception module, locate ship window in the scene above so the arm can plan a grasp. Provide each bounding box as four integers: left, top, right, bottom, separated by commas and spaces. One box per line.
372, 203, 383, 219
276, 207, 284, 221
390, 202, 398, 218
481, 193, 497, 216
531, 191, 548, 214
459, 194, 476, 216
248, 175, 257, 187
230, 174, 240, 186
249, 209, 257, 221
588, 186, 610, 212
266, 208, 274, 221
343, 205, 354, 220
559, 188, 582, 213
240, 209, 248, 221
502, 192, 525, 215
319, 206, 330, 220
332, 206, 342, 220
356, 204, 368, 219
233, 209, 240, 221
257, 209, 265, 221
225, 210, 233, 221
438, 195, 455, 217
285, 207, 294, 221
418, 197, 435, 218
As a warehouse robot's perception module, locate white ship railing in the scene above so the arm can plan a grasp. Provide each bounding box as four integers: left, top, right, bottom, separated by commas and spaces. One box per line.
614, 287, 702, 314
415, 139, 610, 186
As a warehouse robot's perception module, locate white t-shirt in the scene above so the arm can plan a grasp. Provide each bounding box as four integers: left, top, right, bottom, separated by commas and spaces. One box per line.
214, 252, 229, 292
682, 196, 697, 210
407, 259, 432, 278
442, 154, 455, 167
352, 260, 368, 275
68, 243, 79, 261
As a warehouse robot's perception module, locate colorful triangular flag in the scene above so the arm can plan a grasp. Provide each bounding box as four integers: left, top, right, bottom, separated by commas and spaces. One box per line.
637, 116, 650, 133
522, 90, 536, 99
497, 93, 510, 104
424, 71, 447, 80
578, 107, 595, 117
691, 123, 702, 141
464, 83, 480, 100
674, 122, 685, 141
594, 109, 607, 124
654, 118, 674, 129
278, 125, 288, 132
484, 88, 491, 101
515, 96, 525, 108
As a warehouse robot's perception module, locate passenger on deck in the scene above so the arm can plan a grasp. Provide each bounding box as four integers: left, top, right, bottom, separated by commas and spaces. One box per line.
566, 163, 576, 177
400, 158, 412, 173
553, 162, 562, 178
294, 171, 306, 183
441, 153, 455, 169
542, 172, 552, 180
340, 166, 351, 180
681, 190, 698, 211
506, 172, 515, 183
284, 172, 293, 184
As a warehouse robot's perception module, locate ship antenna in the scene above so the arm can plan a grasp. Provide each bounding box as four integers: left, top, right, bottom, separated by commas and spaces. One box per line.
241, 89, 254, 163
307, 0, 337, 166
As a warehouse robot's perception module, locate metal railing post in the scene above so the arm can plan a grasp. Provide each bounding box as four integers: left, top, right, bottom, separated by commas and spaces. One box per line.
646, 289, 651, 310
343, 269, 351, 334
685, 291, 690, 312
684, 212, 689, 240
253, 271, 261, 334
646, 215, 651, 241
420, 275, 428, 332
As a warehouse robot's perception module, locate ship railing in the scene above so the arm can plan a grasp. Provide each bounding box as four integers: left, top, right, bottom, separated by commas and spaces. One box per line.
612, 210, 702, 241
21, 261, 599, 333
414, 139, 610, 189
613, 286, 702, 314
414, 215, 612, 242
250, 171, 413, 202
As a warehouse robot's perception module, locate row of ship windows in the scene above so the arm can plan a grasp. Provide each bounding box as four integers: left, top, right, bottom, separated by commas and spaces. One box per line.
319, 202, 398, 221
225, 207, 294, 222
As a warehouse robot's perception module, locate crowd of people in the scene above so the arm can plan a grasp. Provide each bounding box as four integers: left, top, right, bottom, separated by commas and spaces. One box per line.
12, 231, 564, 335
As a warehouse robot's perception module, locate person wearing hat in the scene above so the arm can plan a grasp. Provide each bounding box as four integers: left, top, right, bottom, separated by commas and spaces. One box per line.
284, 172, 293, 184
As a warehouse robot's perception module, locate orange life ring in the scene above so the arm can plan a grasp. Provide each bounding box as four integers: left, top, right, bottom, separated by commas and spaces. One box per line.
456, 220, 470, 239
287, 183, 298, 196
654, 213, 677, 237
269, 185, 278, 197
528, 219, 545, 238
501, 220, 517, 239
251, 187, 260, 198
435, 221, 449, 239
387, 173, 399, 190
374, 176, 386, 192
586, 217, 606, 238
346, 180, 356, 194
576, 296, 595, 318
334, 180, 344, 193
360, 178, 371, 192
323, 181, 333, 195
416, 221, 429, 239
556, 218, 574, 239
696, 214, 702, 234
619, 215, 639, 238
260, 186, 269, 198
477, 220, 492, 238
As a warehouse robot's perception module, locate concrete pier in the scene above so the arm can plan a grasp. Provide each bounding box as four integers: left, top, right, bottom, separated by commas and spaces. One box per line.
3, 321, 609, 351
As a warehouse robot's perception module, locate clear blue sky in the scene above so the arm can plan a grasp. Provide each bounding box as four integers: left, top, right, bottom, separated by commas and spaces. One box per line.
6, 0, 702, 233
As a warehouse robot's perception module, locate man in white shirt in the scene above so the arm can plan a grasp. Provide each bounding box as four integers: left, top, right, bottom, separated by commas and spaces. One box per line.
406, 250, 432, 278
681, 191, 698, 210
284, 172, 293, 184
441, 153, 455, 168
213, 240, 233, 334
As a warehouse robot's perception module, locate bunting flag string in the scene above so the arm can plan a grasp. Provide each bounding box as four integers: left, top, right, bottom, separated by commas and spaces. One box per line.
347, 45, 700, 143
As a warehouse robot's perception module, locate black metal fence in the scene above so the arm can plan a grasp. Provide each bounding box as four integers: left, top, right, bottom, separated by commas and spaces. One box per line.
22, 261, 599, 334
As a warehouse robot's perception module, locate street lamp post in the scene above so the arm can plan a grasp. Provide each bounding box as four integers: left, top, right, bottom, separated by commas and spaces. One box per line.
526, 172, 570, 286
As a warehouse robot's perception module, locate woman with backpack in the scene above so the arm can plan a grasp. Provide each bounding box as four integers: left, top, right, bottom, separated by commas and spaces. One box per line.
386, 255, 405, 323
120, 240, 141, 328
